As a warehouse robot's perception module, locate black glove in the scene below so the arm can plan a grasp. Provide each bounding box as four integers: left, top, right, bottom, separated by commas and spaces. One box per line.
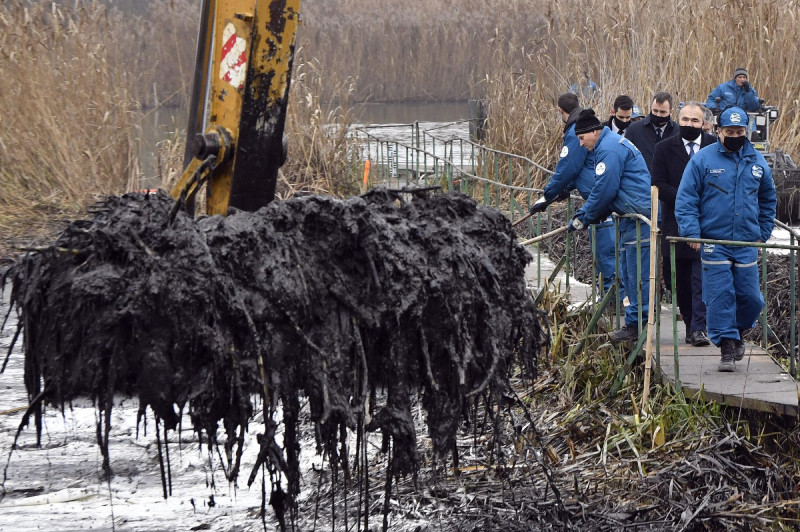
743, 81, 750, 92
567, 215, 584, 233
554, 189, 571, 202
529, 196, 549, 215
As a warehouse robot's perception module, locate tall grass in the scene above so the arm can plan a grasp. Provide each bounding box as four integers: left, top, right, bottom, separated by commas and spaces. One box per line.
0, 1, 140, 249
281, 60, 363, 198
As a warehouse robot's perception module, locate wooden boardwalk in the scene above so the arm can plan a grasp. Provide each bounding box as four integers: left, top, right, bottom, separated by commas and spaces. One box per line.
524, 245, 799, 418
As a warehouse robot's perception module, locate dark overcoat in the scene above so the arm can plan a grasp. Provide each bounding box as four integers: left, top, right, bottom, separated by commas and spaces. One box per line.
625, 115, 679, 173
651, 131, 716, 259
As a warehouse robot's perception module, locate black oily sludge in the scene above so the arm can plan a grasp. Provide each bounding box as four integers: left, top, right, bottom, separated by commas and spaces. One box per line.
1, 188, 547, 525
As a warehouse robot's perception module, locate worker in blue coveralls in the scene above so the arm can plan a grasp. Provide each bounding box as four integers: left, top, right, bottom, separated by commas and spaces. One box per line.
705, 67, 760, 113
528, 93, 624, 302
675, 107, 776, 372
567, 109, 652, 343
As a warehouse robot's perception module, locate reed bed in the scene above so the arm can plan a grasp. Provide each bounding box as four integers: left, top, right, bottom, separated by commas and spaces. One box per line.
0, 0, 140, 258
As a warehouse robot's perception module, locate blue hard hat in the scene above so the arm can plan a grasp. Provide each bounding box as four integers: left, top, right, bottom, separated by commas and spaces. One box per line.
631, 105, 644, 118
718, 107, 749, 128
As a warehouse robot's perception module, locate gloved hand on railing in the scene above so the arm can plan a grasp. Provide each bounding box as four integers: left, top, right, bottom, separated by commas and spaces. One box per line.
567, 214, 584, 233
529, 189, 571, 215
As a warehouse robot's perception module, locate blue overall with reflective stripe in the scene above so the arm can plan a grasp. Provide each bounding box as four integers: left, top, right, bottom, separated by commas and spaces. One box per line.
675, 138, 776, 344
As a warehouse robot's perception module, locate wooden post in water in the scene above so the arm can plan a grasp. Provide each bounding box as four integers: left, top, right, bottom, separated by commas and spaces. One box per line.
642, 186, 660, 410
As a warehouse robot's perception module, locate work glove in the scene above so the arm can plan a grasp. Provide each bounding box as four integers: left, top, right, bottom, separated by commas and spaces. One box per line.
743, 81, 750, 92
554, 188, 571, 202
567, 215, 584, 233
528, 196, 549, 215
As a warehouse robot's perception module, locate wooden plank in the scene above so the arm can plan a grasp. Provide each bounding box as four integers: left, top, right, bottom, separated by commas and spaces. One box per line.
657, 310, 799, 418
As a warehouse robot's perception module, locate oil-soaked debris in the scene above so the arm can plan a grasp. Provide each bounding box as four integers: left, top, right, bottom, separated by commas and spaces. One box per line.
0, 188, 547, 527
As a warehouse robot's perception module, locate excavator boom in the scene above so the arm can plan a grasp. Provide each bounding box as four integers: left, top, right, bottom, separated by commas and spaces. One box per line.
171, 0, 300, 215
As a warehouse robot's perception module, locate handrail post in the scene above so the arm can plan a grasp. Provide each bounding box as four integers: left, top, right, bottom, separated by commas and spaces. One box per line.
792, 233, 797, 379
590, 224, 597, 306
671, 240, 680, 392
761, 249, 768, 349
636, 219, 643, 331
565, 198, 572, 293
615, 219, 622, 328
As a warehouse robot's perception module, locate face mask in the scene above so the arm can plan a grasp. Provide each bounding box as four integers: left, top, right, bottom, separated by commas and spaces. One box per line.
650, 112, 669, 127
679, 125, 702, 142
722, 135, 746, 152
613, 117, 630, 131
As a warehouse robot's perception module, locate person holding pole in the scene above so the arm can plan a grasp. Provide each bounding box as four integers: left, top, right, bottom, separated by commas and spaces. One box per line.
568, 109, 652, 343
675, 107, 776, 372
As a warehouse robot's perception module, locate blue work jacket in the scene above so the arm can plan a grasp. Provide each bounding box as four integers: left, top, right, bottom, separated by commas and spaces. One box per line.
705, 79, 760, 112
575, 127, 651, 225
675, 139, 776, 243
543, 123, 595, 201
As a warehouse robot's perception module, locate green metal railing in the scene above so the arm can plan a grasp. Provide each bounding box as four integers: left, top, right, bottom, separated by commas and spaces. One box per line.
667, 229, 800, 388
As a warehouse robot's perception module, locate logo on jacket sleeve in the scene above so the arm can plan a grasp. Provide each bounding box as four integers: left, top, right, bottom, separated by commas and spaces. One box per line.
752, 164, 764, 178
596, 162, 607, 175
560, 146, 569, 158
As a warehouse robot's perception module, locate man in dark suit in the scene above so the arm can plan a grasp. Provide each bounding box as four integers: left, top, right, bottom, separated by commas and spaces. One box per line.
624, 91, 679, 174
652, 102, 715, 346
626, 91, 680, 298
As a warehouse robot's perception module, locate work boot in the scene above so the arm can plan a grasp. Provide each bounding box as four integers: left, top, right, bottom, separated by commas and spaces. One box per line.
733, 339, 745, 361
718, 338, 736, 372
690, 330, 711, 347
610, 323, 642, 343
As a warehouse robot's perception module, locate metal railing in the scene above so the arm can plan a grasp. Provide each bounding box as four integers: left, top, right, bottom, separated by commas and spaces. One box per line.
666, 229, 800, 388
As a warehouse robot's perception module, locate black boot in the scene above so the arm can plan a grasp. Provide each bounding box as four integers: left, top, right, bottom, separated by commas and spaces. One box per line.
690, 330, 710, 347
610, 322, 643, 343
718, 338, 736, 372
735, 329, 747, 361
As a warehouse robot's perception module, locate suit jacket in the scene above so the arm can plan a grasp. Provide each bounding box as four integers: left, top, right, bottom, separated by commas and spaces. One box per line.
651, 131, 716, 258
624, 116, 679, 173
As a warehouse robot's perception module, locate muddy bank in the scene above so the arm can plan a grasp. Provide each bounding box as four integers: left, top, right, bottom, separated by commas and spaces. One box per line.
1, 188, 547, 527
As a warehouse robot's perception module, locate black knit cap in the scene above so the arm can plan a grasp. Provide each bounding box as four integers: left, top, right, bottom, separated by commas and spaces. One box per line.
574, 108, 603, 135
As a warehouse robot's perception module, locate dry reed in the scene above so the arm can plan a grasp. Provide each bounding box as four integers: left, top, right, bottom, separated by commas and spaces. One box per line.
0, 0, 140, 256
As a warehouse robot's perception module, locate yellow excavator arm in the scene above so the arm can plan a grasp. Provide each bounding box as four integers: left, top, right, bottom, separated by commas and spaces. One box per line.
170, 0, 300, 215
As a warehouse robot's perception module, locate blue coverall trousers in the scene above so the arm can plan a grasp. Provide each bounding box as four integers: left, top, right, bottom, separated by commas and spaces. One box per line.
619, 218, 649, 327
701, 243, 764, 346
592, 218, 625, 302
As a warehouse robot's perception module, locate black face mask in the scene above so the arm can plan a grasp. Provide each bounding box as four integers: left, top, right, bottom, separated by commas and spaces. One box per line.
679, 125, 702, 142
650, 112, 669, 127
722, 135, 747, 152
613, 117, 630, 131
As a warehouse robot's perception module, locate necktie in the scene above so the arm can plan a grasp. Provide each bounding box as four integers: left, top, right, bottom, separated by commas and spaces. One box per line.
655, 127, 662, 140
688, 142, 696, 156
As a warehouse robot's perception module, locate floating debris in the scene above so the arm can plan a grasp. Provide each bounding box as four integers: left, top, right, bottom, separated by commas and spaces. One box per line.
1, 188, 547, 527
